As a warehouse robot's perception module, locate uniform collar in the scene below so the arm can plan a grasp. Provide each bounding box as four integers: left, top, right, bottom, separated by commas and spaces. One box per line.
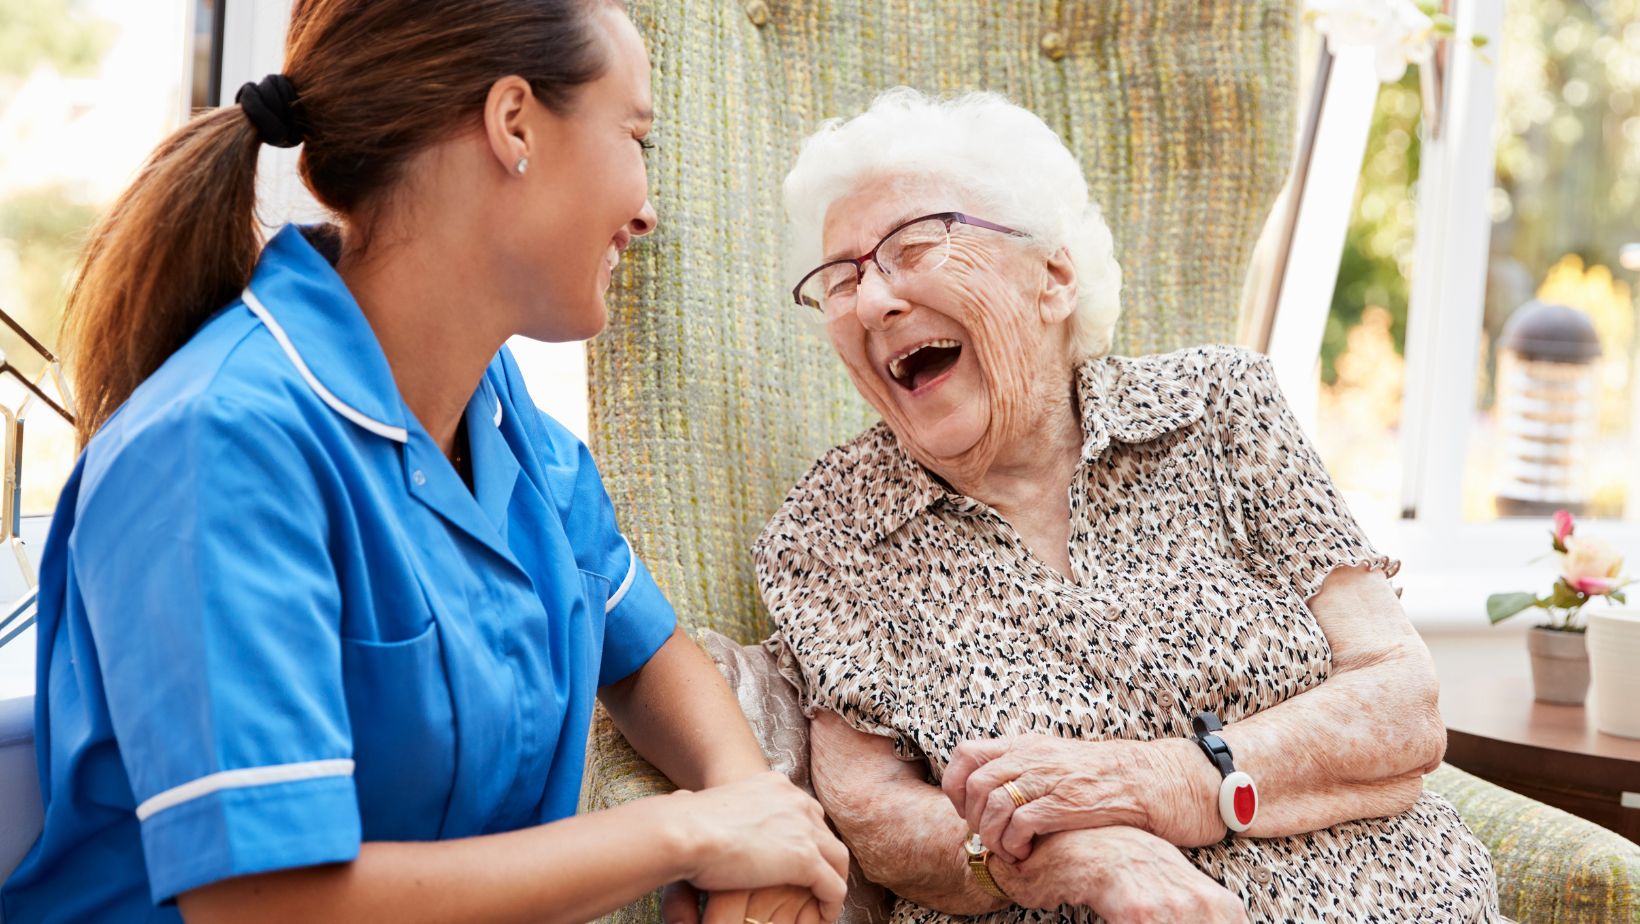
240, 224, 410, 442
818, 354, 1209, 557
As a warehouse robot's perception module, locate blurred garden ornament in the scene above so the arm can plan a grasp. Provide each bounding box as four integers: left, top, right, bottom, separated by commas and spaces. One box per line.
1492, 301, 1602, 517
1487, 510, 1632, 704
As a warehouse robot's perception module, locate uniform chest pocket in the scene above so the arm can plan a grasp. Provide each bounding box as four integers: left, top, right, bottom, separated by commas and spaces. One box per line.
579, 570, 610, 614
341, 620, 457, 841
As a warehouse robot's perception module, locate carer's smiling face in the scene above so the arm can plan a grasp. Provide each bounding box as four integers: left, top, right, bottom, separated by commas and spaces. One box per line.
821, 174, 1056, 470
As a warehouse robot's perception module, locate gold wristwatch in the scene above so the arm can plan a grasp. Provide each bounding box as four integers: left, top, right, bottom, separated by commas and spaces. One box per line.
963, 833, 1011, 902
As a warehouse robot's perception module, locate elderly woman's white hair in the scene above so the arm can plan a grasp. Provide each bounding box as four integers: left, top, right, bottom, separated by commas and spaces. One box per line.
782, 88, 1123, 360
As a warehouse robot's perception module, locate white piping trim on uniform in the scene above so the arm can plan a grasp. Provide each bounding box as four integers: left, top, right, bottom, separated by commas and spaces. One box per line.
242, 288, 409, 443
492, 395, 504, 427
135, 758, 356, 822
605, 537, 637, 613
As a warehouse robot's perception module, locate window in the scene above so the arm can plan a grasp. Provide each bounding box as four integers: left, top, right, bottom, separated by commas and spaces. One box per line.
1280, 0, 1640, 625
0, 0, 208, 695
1459, 0, 1640, 523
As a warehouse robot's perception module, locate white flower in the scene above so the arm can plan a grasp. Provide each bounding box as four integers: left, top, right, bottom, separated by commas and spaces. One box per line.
1561, 535, 1625, 596
1307, 0, 1436, 82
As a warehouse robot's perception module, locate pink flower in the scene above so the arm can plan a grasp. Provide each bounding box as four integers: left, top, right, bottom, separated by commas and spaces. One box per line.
1568, 575, 1618, 595
1553, 510, 1575, 548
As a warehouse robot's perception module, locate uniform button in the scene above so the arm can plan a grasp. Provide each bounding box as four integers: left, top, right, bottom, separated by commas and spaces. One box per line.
1250, 866, 1273, 884
412, 469, 427, 486
1040, 30, 1067, 60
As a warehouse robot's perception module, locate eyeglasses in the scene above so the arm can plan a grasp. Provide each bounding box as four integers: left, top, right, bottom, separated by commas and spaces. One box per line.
792, 211, 1026, 318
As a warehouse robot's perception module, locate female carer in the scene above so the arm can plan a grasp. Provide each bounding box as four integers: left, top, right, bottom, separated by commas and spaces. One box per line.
0, 2, 847, 923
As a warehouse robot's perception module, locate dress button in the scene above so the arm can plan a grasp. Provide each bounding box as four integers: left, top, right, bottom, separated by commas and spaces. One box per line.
1156, 690, 1176, 711
744, 0, 769, 26
1250, 866, 1273, 884
1040, 30, 1068, 60
412, 469, 427, 486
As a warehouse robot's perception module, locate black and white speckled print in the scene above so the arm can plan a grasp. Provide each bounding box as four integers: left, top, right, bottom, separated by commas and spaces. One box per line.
756, 345, 1499, 924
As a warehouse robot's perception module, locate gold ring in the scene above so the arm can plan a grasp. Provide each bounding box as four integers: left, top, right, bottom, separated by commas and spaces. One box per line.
1003, 780, 1029, 808
745, 919, 765, 924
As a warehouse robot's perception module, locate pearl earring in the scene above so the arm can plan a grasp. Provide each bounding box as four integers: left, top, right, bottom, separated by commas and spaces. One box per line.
514, 157, 529, 176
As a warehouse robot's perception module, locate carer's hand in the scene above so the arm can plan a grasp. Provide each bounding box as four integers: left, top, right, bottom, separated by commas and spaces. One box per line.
667, 771, 849, 921
662, 883, 826, 924
942, 734, 1218, 862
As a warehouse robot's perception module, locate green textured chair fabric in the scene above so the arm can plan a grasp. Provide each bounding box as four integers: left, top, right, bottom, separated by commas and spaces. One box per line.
588, 0, 1301, 648
1426, 765, 1640, 923
580, 1, 1636, 921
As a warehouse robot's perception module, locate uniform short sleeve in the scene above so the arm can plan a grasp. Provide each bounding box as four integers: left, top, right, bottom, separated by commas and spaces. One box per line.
531, 411, 676, 687
67, 395, 358, 904
1209, 349, 1400, 601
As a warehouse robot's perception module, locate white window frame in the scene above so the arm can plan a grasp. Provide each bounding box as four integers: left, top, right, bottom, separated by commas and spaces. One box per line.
1266, 0, 1640, 630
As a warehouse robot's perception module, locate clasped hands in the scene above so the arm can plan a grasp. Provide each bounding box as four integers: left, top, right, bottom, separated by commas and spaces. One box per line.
942, 734, 1248, 923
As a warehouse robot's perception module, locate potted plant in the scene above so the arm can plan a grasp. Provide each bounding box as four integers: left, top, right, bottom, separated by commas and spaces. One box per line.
1486, 510, 1631, 705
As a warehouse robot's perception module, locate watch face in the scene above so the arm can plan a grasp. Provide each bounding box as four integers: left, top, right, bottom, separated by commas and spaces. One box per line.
963, 833, 987, 859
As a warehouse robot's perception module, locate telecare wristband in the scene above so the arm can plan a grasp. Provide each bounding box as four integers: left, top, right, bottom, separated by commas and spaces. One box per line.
1190, 711, 1258, 833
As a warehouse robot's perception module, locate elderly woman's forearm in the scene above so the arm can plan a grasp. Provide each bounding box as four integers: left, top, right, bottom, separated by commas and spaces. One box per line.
808, 711, 1004, 915
818, 779, 1003, 914
1209, 568, 1445, 838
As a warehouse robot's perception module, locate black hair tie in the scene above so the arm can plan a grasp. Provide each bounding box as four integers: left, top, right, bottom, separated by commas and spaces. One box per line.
236, 74, 306, 148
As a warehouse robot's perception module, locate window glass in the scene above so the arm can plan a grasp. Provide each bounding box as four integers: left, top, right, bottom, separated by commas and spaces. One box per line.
1462, 0, 1640, 521
1313, 73, 1421, 527
0, 0, 195, 517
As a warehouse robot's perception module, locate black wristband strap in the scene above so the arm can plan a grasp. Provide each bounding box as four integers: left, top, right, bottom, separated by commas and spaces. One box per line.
1189, 710, 1259, 834
1191, 711, 1236, 776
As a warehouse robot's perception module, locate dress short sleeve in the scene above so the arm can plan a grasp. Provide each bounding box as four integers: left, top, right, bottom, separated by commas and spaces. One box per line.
756, 539, 926, 763
1209, 349, 1400, 601
66, 395, 359, 904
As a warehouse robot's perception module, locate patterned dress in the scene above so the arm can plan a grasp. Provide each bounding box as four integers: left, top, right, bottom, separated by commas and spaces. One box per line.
756, 345, 1500, 923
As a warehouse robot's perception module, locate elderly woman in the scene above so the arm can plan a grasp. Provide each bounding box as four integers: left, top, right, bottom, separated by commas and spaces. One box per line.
755, 89, 1500, 924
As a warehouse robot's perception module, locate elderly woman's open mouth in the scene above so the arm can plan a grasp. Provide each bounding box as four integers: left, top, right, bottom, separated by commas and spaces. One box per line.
886, 338, 963, 392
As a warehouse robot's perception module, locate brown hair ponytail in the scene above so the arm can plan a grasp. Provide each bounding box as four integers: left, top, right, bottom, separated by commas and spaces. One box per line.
63, 0, 613, 445
63, 108, 262, 444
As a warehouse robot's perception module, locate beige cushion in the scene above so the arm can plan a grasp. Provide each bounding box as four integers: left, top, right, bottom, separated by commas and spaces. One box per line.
698, 630, 892, 924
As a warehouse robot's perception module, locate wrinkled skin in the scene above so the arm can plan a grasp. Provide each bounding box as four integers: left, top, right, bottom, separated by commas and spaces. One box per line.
821, 174, 1082, 499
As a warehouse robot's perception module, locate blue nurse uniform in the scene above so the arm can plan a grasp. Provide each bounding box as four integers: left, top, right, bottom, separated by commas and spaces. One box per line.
0, 225, 677, 922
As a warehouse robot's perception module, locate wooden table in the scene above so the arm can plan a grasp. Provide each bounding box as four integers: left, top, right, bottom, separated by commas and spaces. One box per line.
1423, 631, 1640, 842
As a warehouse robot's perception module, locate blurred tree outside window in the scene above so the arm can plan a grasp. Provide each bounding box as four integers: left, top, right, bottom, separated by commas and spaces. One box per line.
1313, 71, 1421, 528
1464, 0, 1640, 521
0, 0, 190, 514
1315, 0, 1640, 526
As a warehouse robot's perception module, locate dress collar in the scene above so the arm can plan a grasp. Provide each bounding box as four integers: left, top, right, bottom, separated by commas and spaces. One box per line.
798, 353, 1210, 559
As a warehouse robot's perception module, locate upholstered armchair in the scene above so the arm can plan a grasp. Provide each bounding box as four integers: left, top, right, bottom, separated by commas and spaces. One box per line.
582, 1, 1640, 921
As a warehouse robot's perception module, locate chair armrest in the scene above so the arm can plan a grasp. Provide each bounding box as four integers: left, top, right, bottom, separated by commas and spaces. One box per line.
1425, 763, 1640, 923
583, 703, 675, 924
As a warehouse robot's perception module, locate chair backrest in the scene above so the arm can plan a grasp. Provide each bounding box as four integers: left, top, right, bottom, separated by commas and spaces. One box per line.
0, 694, 42, 914
590, 0, 1300, 645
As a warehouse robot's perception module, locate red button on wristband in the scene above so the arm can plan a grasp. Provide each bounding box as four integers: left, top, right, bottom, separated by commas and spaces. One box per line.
1219, 770, 1258, 832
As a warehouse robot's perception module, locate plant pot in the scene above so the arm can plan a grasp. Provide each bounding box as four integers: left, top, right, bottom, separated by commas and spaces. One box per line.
1526, 626, 1589, 705
1588, 608, 1640, 739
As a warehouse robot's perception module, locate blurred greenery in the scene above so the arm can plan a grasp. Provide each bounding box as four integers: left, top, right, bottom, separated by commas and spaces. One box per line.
1324, 0, 1640, 390
0, 187, 94, 365
0, 0, 111, 80
1323, 72, 1421, 385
